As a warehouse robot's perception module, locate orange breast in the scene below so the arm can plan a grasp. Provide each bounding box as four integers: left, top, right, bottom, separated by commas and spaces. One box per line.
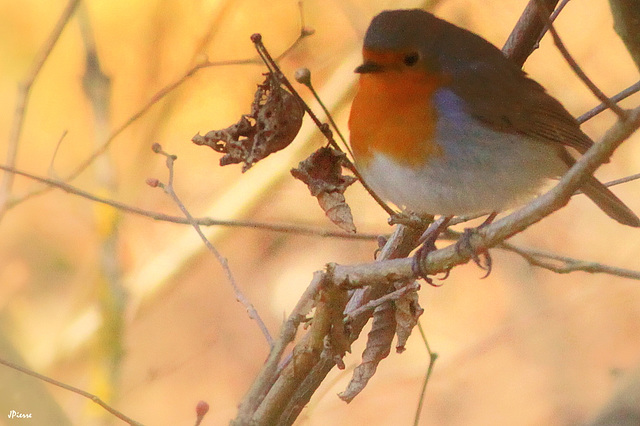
349, 67, 444, 168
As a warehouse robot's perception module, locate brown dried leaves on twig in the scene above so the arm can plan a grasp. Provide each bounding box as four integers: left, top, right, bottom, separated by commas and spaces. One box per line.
192, 72, 304, 172
291, 147, 357, 233
394, 280, 424, 353
339, 301, 395, 402
339, 280, 422, 402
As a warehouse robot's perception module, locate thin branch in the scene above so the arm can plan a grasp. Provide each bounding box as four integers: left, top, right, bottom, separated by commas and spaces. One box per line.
534, 0, 628, 120
344, 281, 421, 321
500, 242, 640, 279
532, 0, 571, 50
295, 67, 353, 157
0, 357, 142, 426
435, 218, 640, 279
413, 322, 438, 426
502, 0, 560, 65
578, 80, 640, 123
0, 0, 81, 218
0, 163, 379, 241
234, 271, 326, 424
149, 144, 273, 346
601, 172, 640, 188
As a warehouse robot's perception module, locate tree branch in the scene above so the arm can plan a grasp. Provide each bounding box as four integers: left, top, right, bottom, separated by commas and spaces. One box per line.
0, 162, 379, 241
149, 144, 273, 346
500, 242, 640, 279
0, 357, 142, 426
502, 0, 560, 65
0, 0, 81, 219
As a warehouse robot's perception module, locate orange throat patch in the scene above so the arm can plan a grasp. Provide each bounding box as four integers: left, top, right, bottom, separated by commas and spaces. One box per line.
349, 68, 443, 168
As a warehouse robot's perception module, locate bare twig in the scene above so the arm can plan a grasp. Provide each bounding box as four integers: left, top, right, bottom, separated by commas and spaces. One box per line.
538, 0, 572, 40
436, 219, 640, 279
194, 400, 210, 426
0, 357, 142, 426
502, 0, 560, 65
0, 162, 379, 241
149, 144, 273, 346
234, 271, 326, 424
600, 172, 640, 189
500, 242, 640, 279
47, 131, 69, 176
413, 322, 438, 426
345, 281, 421, 321
578, 80, 640, 123
77, 4, 126, 399
534, 0, 628, 120
295, 67, 352, 156
0, 0, 81, 219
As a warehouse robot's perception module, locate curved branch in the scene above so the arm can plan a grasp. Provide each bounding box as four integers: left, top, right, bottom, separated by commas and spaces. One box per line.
500, 242, 640, 279
0, 357, 142, 426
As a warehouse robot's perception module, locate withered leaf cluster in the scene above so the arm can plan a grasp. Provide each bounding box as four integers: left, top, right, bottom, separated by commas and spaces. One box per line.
340, 281, 423, 402
291, 147, 357, 233
192, 72, 304, 172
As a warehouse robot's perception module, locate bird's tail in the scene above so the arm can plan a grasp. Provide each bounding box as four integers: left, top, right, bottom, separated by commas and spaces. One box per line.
581, 175, 640, 227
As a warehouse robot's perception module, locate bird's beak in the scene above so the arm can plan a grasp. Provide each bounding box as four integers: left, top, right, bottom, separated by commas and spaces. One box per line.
354, 61, 383, 74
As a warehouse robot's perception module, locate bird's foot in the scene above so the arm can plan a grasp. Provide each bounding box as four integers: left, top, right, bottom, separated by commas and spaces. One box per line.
454, 212, 497, 278
411, 216, 452, 286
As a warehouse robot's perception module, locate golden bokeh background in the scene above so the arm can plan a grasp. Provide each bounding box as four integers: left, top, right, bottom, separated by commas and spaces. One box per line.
1, 0, 640, 425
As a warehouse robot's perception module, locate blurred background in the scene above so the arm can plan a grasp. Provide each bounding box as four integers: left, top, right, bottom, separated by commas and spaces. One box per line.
1, 0, 640, 424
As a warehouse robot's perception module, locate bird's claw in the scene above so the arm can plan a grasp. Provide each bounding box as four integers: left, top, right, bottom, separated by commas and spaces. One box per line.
411, 216, 453, 286
455, 228, 492, 278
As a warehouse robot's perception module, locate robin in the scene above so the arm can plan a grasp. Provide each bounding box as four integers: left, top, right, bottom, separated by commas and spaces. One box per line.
349, 9, 640, 240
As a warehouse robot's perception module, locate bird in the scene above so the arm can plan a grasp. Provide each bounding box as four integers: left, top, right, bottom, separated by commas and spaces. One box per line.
348, 9, 640, 234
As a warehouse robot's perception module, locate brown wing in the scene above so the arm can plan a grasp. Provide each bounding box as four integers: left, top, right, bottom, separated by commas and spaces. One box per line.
430, 23, 593, 153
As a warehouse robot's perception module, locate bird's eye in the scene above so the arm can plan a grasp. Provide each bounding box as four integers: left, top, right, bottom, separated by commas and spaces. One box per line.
403, 52, 419, 66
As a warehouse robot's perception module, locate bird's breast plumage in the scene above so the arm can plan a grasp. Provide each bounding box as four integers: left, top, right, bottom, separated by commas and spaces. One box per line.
348, 62, 445, 169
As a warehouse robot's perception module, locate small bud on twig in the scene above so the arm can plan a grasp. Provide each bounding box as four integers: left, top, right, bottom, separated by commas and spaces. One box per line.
250, 33, 262, 43
195, 400, 209, 425
294, 67, 312, 87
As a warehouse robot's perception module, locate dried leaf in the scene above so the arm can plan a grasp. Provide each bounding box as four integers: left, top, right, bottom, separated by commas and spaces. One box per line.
192, 72, 304, 172
316, 192, 356, 233
394, 281, 423, 353
339, 301, 395, 402
291, 147, 357, 233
